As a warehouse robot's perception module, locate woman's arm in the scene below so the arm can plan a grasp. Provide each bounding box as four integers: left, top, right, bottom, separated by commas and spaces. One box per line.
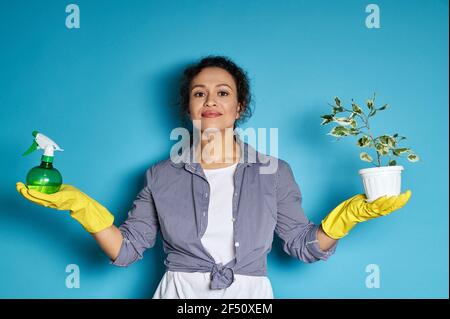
317, 225, 338, 251
91, 225, 124, 261
274, 160, 338, 262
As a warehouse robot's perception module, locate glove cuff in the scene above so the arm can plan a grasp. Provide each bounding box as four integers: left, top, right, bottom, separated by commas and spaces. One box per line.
321, 209, 358, 239
70, 201, 115, 233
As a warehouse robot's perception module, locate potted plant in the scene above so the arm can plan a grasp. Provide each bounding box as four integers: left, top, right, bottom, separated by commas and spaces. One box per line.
320, 93, 420, 202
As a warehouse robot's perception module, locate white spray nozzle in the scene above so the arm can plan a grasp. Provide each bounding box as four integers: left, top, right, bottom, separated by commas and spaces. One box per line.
36, 133, 64, 156
23, 131, 64, 158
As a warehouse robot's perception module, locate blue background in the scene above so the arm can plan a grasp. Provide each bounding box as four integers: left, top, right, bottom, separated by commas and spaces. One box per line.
0, 0, 448, 298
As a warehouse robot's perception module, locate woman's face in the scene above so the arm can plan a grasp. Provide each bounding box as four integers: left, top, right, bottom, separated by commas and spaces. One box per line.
188, 67, 241, 132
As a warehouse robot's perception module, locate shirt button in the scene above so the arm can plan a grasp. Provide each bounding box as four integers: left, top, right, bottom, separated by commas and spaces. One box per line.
234, 242, 240, 247
203, 211, 206, 217
205, 193, 208, 198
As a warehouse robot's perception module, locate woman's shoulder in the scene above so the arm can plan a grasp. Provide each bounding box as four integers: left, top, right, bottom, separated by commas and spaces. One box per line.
141, 157, 179, 187
252, 149, 291, 174
146, 157, 178, 175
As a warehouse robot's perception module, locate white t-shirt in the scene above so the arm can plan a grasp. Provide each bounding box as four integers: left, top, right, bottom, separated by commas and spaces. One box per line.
153, 162, 274, 299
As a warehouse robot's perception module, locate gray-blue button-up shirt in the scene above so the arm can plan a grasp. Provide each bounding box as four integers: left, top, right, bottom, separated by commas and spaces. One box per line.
111, 134, 338, 289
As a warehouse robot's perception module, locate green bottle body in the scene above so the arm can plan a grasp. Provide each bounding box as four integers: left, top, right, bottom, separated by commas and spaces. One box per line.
26, 160, 62, 194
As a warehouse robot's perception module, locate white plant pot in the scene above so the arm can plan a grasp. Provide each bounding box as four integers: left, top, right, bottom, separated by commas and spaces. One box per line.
358, 165, 404, 203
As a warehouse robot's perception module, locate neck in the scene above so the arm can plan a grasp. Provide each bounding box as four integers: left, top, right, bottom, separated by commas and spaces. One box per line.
195, 128, 240, 164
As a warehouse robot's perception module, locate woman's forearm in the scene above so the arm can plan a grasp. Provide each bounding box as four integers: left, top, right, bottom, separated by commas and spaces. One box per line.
317, 225, 338, 251
91, 225, 124, 261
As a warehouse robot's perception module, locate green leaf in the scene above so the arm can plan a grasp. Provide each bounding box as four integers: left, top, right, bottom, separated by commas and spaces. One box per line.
332, 106, 344, 114
393, 133, 398, 138
320, 114, 334, 125
369, 109, 377, 117
375, 143, 390, 156
352, 102, 362, 114
357, 135, 371, 147
389, 159, 397, 166
328, 126, 350, 137
378, 104, 389, 111
334, 97, 341, 107
388, 138, 396, 148
350, 118, 357, 128
407, 153, 420, 162
333, 117, 352, 126
379, 136, 388, 145
392, 148, 410, 156
379, 135, 396, 148
366, 99, 374, 110
360, 152, 373, 163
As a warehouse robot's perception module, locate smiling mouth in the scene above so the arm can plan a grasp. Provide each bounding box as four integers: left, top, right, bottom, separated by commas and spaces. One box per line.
201, 111, 222, 118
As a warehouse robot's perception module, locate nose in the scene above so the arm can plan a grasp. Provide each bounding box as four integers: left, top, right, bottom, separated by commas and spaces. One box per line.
205, 95, 217, 107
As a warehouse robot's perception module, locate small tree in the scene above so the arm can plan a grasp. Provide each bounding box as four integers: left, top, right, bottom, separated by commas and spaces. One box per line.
320, 93, 420, 167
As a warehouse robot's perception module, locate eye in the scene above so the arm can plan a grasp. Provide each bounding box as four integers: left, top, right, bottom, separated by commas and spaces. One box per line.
193, 92, 205, 97
218, 91, 229, 96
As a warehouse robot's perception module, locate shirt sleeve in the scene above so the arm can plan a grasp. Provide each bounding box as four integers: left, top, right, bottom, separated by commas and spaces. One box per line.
274, 160, 338, 263
110, 166, 160, 267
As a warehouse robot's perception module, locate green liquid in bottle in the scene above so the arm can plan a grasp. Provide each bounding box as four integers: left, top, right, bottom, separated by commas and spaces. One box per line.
26, 161, 62, 194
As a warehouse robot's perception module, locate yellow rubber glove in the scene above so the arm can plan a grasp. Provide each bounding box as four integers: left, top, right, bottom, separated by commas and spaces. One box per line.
16, 182, 114, 234
321, 190, 412, 239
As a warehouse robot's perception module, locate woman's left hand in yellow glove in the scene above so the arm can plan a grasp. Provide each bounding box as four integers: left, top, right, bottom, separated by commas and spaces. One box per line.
321, 190, 412, 239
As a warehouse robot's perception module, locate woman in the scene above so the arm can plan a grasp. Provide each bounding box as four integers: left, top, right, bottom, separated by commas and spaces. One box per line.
16, 55, 411, 299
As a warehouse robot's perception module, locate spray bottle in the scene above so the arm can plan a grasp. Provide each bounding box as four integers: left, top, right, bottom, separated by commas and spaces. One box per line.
22, 131, 64, 194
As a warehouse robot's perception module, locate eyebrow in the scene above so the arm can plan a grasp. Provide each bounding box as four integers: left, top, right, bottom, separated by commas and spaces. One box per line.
191, 83, 233, 91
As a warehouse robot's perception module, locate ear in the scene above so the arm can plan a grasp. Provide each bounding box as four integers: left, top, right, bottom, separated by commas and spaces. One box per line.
236, 103, 242, 119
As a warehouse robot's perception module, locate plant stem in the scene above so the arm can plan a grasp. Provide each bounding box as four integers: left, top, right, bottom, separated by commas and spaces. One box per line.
357, 111, 382, 166
341, 106, 381, 166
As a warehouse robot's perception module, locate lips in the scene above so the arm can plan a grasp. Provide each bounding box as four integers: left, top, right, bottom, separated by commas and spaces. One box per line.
201, 111, 222, 118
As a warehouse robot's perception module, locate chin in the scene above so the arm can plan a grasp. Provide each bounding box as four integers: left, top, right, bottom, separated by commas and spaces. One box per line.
201, 125, 224, 133
191, 118, 234, 132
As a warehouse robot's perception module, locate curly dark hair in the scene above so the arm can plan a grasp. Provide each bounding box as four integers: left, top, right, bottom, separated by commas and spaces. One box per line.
177, 55, 253, 129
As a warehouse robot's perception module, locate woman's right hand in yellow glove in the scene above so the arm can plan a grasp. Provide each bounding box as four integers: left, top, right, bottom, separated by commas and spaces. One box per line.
16, 182, 114, 234
321, 190, 412, 239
